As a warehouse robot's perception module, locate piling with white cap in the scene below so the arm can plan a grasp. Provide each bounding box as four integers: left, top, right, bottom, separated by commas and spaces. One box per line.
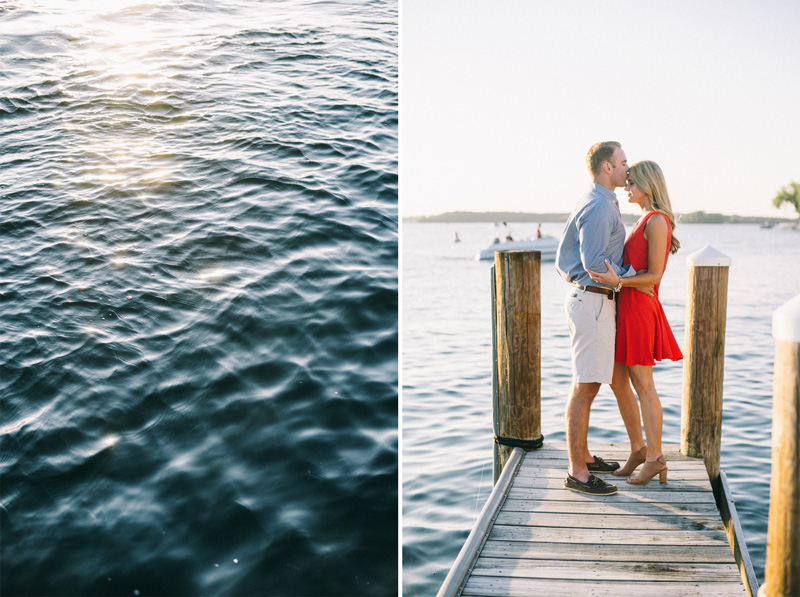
760, 294, 800, 597
681, 246, 732, 480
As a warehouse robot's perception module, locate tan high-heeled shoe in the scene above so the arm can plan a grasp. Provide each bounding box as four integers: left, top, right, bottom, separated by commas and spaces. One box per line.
627, 455, 667, 485
612, 446, 647, 476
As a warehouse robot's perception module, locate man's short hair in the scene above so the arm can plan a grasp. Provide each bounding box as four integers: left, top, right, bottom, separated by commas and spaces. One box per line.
586, 141, 622, 174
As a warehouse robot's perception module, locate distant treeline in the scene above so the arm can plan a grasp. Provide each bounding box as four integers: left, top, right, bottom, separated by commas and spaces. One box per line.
406, 210, 796, 225
677, 211, 794, 224
407, 211, 571, 223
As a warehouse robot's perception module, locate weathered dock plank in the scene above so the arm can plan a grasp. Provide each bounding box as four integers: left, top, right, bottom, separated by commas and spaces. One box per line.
500, 499, 721, 517
494, 511, 725, 532
489, 524, 729, 545
470, 558, 741, 581
478, 540, 737, 563
439, 442, 750, 597
461, 577, 746, 596
511, 474, 712, 492
507, 486, 718, 504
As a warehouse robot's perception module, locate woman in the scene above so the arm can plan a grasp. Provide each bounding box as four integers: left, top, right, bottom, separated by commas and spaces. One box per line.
588, 160, 683, 485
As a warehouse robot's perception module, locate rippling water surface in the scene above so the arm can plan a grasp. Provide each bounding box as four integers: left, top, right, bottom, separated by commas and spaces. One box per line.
403, 221, 799, 596
1, 1, 398, 595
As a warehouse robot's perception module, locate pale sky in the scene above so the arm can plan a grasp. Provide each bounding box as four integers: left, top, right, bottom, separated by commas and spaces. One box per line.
401, 1, 800, 218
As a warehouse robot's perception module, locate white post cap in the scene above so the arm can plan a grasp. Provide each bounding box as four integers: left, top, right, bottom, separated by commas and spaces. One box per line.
773, 294, 800, 343
686, 245, 732, 267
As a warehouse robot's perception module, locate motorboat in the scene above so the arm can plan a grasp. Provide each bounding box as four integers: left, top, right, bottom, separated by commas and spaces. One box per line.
476, 235, 559, 261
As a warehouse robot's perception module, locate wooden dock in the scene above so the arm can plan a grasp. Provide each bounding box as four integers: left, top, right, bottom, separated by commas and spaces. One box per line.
439, 442, 757, 597
448, 253, 800, 596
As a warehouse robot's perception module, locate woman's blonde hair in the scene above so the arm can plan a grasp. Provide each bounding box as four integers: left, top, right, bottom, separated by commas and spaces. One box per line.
628, 160, 680, 254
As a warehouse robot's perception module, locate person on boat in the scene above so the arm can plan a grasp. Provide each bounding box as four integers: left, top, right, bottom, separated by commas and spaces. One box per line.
555, 141, 636, 496
536, 223, 542, 239
504, 232, 513, 242
587, 160, 683, 485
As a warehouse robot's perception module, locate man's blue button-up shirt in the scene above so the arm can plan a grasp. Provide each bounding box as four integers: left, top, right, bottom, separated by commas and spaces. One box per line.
555, 183, 634, 288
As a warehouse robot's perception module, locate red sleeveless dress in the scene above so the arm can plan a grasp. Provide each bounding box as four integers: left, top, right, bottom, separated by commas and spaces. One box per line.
615, 211, 683, 366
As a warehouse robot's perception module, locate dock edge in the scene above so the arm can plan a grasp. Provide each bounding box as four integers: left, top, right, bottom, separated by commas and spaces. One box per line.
715, 470, 760, 596
437, 447, 525, 597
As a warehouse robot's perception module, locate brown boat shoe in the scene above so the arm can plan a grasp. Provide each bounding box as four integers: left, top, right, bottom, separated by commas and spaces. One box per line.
564, 473, 618, 496
586, 455, 620, 473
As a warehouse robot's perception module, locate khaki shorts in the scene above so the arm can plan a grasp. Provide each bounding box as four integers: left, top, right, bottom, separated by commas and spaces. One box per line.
565, 287, 616, 384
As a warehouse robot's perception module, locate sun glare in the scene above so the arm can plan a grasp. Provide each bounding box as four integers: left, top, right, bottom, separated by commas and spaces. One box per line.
197, 268, 238, 283
36, 0, 172, 83
36, 0, 145, 10
33, 0, 179, 190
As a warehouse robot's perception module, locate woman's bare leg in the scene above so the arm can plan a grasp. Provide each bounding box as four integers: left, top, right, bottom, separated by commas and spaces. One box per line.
609, 362, 645, 451
627, 364, 663, 461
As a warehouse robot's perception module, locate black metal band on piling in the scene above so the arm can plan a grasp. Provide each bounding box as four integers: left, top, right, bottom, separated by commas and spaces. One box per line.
494, 435, 544, 450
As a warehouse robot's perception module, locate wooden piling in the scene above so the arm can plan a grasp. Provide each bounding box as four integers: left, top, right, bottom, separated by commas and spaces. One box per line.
760, 295, 800, 597
681, 246, 731, 480
492, 250, 543, 483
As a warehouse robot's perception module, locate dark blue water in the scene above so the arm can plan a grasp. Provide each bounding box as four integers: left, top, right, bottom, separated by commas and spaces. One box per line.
0, 1, 397, 595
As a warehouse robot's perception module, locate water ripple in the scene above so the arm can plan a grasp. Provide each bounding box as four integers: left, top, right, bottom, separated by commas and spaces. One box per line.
0, 0, 397, 595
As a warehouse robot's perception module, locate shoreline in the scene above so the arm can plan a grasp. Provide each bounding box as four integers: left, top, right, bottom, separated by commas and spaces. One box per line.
404, 211, 799, 226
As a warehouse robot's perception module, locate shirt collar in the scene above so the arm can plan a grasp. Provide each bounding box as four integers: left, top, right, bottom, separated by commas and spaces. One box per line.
592, 182, 618, 203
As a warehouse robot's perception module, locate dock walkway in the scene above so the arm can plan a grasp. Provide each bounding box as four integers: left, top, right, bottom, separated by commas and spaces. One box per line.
441, 442, 750, 596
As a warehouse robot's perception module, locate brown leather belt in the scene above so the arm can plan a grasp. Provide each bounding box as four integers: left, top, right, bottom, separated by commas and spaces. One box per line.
573, 284, 615, 300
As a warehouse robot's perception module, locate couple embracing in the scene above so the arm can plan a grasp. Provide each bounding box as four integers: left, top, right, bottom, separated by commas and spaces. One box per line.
556, 141, 683, 496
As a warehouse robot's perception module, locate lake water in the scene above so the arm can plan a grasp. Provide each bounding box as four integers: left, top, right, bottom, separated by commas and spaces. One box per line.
0, 1, 397, 595
402, 220, 800, 596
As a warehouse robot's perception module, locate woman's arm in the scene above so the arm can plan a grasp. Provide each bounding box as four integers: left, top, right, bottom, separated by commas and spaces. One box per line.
587, 213, 669, 289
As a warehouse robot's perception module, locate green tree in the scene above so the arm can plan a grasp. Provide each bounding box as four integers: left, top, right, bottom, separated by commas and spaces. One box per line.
772, 182, 800, 218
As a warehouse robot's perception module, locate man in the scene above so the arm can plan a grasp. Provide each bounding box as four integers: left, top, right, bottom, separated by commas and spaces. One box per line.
555, 141, 635, 496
